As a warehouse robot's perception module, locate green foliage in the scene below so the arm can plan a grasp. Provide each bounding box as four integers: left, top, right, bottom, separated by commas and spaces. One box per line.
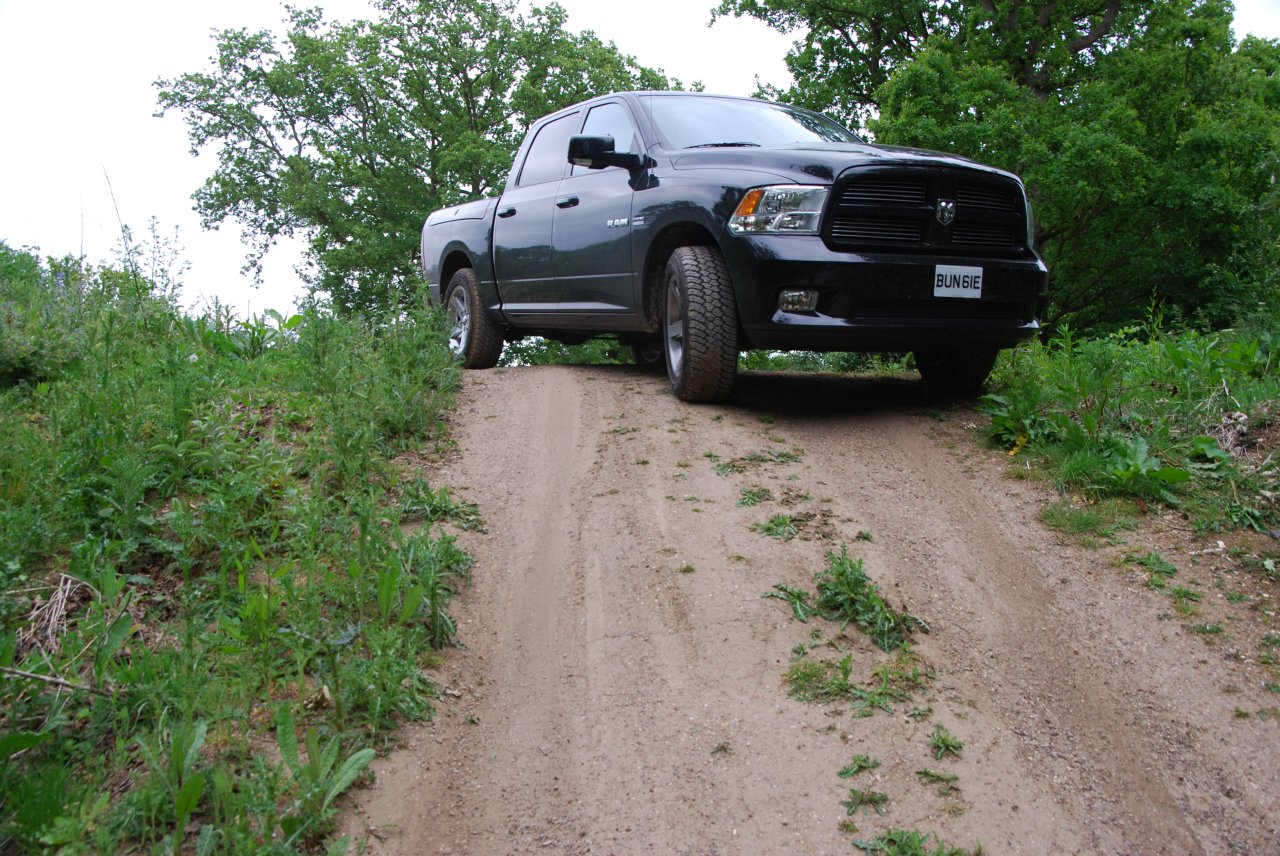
500, 336, 630, 367
816, 547, 925, 652
765, 547, 927, 652
981, 325, 1280, 527
839, 755, 881, 778
737, 485, 775, 506
717, 0, 1280, 333
740, 350, 910, 374
156, 0, 680, 314
752, 514, 799, 540
928, 725, 964, 760
0, 244, 465, 853
852, 827, 977, 856
842, 787, 890, 816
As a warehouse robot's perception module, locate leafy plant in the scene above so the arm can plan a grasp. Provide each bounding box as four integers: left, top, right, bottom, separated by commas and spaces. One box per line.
275, 706, 376, 845
929, 725, 963, 761
842, 788, 890, 816
839, 755, 881, 779
915, 768, 959, 797
816, 547, 925, 652
752, 514, 798, 540
763, 583, 815, 622
737, 485, 774, 507
851, 828, 976, 856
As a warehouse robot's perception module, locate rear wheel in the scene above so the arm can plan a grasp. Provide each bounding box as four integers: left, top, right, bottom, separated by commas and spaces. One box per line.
444, 267, 503, 369
630, 337, 664, 372
663, 246, 738, 402
914, 348, 999, 395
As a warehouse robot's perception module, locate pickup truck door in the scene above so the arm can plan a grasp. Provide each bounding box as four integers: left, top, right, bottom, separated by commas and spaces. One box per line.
550, 101, 644, 322
492, 111, 579, 317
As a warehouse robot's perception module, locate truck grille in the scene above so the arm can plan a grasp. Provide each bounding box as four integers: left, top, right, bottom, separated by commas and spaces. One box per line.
824, 166, 1029, 256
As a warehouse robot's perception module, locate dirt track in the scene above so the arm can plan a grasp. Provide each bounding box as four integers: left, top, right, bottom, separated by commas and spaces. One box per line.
343, 365, 1280, 855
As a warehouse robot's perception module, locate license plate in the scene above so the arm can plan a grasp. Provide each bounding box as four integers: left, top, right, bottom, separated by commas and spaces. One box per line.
934, 265, 983, 299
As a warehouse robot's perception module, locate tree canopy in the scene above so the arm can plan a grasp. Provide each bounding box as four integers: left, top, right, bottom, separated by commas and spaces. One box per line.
157, 0, 678, 314
717, 0, 1280, 331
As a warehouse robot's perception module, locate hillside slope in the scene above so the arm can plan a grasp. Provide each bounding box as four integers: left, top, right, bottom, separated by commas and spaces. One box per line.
344, 365, 1279, 855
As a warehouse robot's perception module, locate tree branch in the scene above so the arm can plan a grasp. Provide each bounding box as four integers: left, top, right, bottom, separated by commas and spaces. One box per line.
1068, 0, 1122, 54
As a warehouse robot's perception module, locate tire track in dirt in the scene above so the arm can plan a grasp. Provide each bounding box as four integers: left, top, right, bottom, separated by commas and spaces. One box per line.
344, 366, 1279, 855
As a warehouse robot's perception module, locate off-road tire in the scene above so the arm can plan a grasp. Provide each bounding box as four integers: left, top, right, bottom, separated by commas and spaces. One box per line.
445, 267, 504, 369
663, 246, 738, 402
914, 348, 999, 395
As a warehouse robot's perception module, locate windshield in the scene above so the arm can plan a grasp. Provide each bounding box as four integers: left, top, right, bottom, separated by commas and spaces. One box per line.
641, 95, 861, 150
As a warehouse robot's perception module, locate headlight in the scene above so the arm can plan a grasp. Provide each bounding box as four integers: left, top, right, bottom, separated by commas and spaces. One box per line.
729, 185, 828, 235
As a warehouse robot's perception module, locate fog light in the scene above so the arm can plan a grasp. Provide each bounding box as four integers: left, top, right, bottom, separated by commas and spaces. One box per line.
778, 289, 818, 312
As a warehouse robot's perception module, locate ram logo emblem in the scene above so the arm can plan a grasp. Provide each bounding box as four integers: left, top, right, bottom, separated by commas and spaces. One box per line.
936, 199, 957, 226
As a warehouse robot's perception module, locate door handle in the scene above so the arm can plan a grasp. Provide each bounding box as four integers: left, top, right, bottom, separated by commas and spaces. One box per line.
555, 196, 580, 209
497, 207, 516, 218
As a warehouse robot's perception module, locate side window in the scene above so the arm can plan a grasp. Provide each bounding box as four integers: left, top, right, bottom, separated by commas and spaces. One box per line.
570, 103, 641, 176
517, 112, 578, 187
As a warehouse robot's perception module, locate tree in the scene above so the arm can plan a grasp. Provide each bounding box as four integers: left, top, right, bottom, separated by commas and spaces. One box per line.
157, 0, 677, 314
716, 0, 1280, 331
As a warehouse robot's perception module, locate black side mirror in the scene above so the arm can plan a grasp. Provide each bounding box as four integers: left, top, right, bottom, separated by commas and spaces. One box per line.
568, 135, 651, 171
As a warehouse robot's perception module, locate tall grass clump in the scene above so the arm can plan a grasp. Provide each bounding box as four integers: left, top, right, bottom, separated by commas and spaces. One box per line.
0, 240, 468, 853
981, 318, 1280, 529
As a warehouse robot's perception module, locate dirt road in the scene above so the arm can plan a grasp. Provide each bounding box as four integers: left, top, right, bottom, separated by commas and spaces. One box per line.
343, 365, 1280, 855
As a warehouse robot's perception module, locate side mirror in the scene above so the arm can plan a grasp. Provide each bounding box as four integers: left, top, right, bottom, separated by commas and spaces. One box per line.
568, 135, 650, 171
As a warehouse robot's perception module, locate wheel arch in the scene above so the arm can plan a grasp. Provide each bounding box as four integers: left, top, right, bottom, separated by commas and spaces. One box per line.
641, 222, 721, 331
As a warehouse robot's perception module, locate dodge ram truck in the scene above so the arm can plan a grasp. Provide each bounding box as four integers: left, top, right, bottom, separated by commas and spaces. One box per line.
420, 91, 1048, 402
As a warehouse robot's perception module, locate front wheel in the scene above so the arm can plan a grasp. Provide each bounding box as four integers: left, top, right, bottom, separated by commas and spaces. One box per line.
914, 348, 999, 395
444, 268, 504, 369
663, 246, 738, 402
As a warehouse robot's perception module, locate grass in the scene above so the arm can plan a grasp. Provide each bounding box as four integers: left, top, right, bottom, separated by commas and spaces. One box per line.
982, 325, 1280, 531
0, 243, 464, 853
1132, 551, 1179, 590
1039, 498, 1137, 547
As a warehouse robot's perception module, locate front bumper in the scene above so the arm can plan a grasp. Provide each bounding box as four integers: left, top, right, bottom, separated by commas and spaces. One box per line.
721, 234, 1048, 352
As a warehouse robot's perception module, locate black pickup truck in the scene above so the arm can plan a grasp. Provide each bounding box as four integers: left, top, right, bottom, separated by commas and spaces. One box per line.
421, 91, 1048, 402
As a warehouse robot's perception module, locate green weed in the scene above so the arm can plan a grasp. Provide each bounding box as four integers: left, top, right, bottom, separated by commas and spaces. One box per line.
752, 514, 799, 540
838, 755, 881, 778
816, 547, 926, 652
915, 768, 960, 797
852, 828, 978, 855
841, 788, 890, 817
738, 486, 775, 507
0, 244, 460, 853
929, 725, 964, 760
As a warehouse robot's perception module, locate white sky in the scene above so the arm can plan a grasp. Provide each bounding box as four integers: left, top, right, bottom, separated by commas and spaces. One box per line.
0, 0, 1276, 316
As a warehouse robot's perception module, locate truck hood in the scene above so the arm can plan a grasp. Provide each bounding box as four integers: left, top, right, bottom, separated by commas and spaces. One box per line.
425, 196, 496, 228
669, 141, 1015, 185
